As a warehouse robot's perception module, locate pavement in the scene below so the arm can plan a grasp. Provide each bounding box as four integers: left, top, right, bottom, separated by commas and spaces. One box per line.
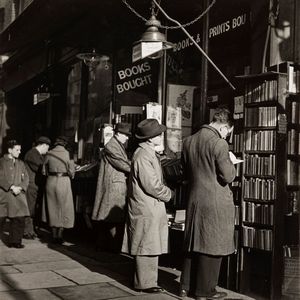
0, 227, 255, 300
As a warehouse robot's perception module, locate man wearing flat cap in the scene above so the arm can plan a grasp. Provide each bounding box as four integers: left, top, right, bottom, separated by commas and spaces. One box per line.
92, 122, 132, 252
122, 119, 173, 294
24, 136, 51, 239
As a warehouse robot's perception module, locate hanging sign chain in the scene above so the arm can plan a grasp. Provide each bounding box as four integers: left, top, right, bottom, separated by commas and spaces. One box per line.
122, 0, 216, 29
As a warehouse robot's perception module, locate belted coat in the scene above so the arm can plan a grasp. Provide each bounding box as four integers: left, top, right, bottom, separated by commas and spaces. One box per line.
122, 142, 172, 256
92, 136, 131, 223
42, 145, 75, 228
0, 155, 30, 218
182, 125, 236, 256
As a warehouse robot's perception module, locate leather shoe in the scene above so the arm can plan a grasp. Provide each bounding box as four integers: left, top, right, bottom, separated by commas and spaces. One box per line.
179, 289, 188, 297
8, 243, 25, 249
196, 291, 228, 300
136, 286, 165, 293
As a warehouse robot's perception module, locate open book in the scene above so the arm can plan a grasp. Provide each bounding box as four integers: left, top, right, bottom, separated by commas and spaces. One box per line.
229, 151, 244, 164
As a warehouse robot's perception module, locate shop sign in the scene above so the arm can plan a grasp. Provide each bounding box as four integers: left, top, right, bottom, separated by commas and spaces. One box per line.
33, 93, 50, 105
132, 42, 163, 62
171, 13, 247, 54
116, 61, 153, 94
209, 13, 247, 39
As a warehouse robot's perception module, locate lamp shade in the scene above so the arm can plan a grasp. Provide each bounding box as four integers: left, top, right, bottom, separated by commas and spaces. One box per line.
133, 15, 174, 61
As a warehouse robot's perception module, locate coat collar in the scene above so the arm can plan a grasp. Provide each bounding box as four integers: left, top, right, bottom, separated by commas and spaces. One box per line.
201, 124, 222, 139
51, 145, 66, 152
139, 142, 156, 159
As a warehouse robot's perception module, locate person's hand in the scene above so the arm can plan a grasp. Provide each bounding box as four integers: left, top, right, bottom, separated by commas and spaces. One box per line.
10, 185, 22, 195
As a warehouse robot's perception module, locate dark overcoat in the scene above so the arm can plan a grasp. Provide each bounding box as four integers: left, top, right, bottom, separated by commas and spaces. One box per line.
0, 155, 30, 218
182, 125, 236, 256
42, 145, 75, 228
122, 142, 172, 256
24, 147, 45, 215
92, 136, 131, 222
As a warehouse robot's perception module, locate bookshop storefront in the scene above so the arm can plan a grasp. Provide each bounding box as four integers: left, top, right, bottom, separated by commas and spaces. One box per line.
0, 1, 299, 299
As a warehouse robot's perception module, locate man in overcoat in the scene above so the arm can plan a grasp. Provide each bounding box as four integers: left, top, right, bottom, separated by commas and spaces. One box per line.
179, 107, 236, 300
122, 119, 173, 294
24, 136, 51, 239
92, 122, 131, 252
0, 140, 29, 248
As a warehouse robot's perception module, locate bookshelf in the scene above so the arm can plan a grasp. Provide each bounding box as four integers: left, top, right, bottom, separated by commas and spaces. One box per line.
237, 72, 288, 299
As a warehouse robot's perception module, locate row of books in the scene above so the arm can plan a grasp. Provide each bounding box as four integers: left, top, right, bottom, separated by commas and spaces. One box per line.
168, 184, 186, 209
234, 205, 240, 225
243, 178, 276, 201
234, 229, 239, 251
282, 245, 300, 297
289, 101, 300, 124
242, 202, 274, 225
245, 106, 277, 127
231, 183, 241, 203
245, 130, 276, 151
120, 113, 144, 134
244, 80, 278, 103
287, 159, 300, 185
287, 129, 300, 155
161, 158, 182, 178
242, 226, 273, 251
234, 162, 242, 177
233, 133, 244, 153
244, 154, 276, 176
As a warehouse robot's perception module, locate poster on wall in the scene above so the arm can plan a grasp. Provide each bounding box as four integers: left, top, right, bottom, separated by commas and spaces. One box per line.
167, 84, 197, 127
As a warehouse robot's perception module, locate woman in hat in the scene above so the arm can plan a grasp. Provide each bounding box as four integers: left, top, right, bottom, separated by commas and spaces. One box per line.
42, 136, 75, 244
92, 122, 131, 252
122, 119, 173, 293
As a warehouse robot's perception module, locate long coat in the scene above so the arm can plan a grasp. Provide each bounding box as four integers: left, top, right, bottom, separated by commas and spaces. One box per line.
24, 147, 45, 215
122, 142, 172, 256
42, 145, 75, 228
182, 125, 236, 256
0, 155, 30, 218
92, 136, 131, 223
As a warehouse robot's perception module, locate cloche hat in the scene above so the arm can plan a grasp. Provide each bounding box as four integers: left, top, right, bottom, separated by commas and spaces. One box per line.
36, 136, 51, 145
54, 136, 69, 147
135, 119, 166, 140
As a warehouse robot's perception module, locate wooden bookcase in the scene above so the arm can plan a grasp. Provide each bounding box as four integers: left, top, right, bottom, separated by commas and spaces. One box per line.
282, 93, 300, 299
236, 72, 289, 299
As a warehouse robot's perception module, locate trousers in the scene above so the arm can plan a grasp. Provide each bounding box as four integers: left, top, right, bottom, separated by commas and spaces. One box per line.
134, 255, 159, 289
180, 252, 223, 297
0, 217, 25, 244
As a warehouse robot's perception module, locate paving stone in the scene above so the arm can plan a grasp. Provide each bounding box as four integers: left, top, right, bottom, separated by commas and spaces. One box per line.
3, 270, 75, 290
109, 280, 143, 296
0, 279, 14, 292
0, 248, 71, 265
14, 260, 85, 273
0, 289, 61, 300
54, 267, 124, 285
113, 293, 179, 300
50, 282, 131, 300
0, 265, 20, 274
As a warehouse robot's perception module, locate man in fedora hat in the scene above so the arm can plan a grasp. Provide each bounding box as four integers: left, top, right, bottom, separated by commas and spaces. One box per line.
92, 122, 132, 252
122, 118, 173, 293
24, 136, 51, 239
